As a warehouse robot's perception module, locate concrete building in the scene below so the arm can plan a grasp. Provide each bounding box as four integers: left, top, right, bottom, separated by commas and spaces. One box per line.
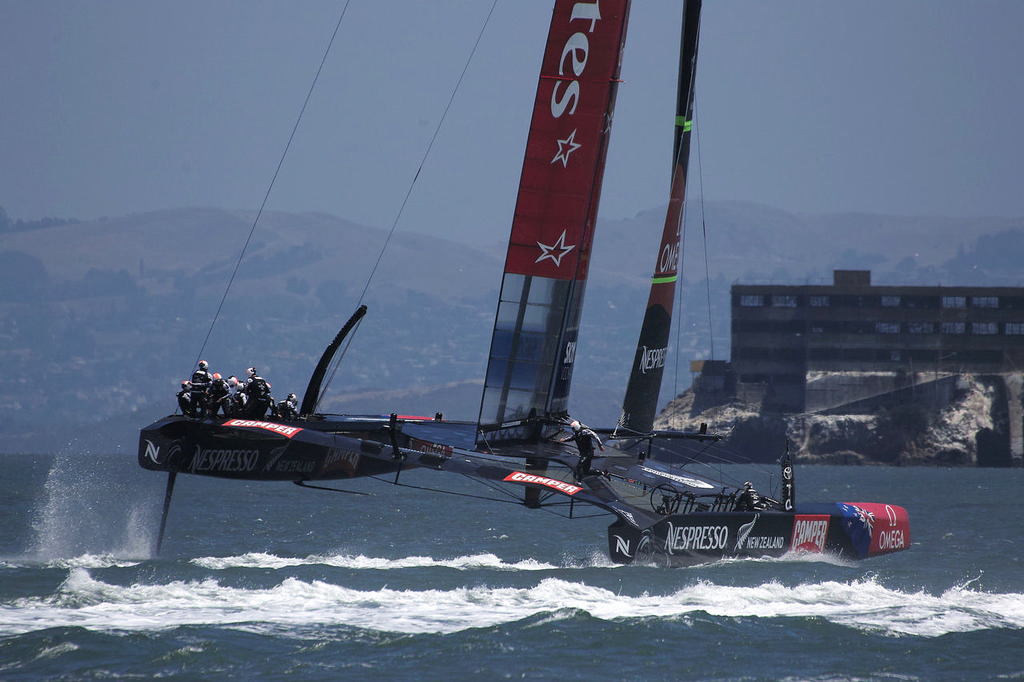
729, 270, 1024, 413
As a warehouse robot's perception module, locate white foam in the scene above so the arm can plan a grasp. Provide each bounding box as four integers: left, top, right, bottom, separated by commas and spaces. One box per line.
3, 568, 1021, 638
28, 453, 156, 561
190, 552, 566, 571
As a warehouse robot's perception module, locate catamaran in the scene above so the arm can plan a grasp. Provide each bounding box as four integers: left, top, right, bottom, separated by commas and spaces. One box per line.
140, 0, 910, 566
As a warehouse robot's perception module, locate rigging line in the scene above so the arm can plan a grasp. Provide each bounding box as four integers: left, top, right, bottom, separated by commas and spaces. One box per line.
673, 177, 689, 398
366, 473, 526, 506
316, 0, 500, 404
352, 0, 500, 308
192, 1, 352, 367
694, 105, 715, 362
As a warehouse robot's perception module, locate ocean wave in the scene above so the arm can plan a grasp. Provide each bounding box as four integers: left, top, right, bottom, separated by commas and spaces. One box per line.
189, 551, 610, 571
2, 568, 1021, 638
0, 553, 145, 570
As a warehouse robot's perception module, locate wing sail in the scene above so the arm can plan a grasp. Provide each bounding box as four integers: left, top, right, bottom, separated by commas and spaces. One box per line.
619, 0, 702, 435
478, 0, 632, 445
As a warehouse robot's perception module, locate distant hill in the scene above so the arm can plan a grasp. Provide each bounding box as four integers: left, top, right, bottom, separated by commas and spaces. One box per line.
1, 202, 1021, 454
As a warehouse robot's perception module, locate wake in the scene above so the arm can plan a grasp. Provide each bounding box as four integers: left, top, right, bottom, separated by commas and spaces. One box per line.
3, 566, 1022, 638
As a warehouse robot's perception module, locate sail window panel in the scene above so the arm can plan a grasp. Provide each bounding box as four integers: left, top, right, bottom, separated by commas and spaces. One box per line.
501, 389, 546, 423
488, 331, 514, 361
524, 277, 571, 307
483, 357, 552, 393
487, 329, 551, 366
521, 302, 566, 330
498, 273, 527, 303
508, 359, 553, 393
494, 301, 566, 331
479, 387, 545, 426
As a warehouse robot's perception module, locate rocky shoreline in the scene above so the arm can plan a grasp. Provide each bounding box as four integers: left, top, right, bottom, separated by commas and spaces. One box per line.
655, 373, 1022, 467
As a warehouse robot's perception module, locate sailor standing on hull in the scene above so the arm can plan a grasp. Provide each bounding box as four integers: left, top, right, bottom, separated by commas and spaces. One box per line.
561, 419, 605, 481
189, 360, 213, 417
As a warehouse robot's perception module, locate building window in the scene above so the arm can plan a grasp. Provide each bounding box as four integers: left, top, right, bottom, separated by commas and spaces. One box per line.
908, 322, 935, 334
772, 295, 797, 307
942, 296, 967, 309
972, 322, 998, 335
972, 296, 999, 308
809, 295, 829, 307
740, 295, 764, 307
941, 321, 966, 334
1006, 322, 1024, 335
875, 322, 900, 334
881, 295, 901, 307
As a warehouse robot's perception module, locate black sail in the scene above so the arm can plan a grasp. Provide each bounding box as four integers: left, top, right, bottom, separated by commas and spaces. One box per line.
618, 0, 702, 435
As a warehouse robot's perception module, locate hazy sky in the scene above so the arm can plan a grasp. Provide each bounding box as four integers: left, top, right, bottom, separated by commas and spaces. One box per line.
2, 1, 1022, 243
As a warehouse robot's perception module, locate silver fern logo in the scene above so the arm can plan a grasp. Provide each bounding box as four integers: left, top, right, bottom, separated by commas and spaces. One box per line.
735, 514, 759, 550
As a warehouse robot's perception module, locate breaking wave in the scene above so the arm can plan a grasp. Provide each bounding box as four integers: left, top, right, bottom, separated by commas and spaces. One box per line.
3, 565, 1021, 639
190, 551, 573, 571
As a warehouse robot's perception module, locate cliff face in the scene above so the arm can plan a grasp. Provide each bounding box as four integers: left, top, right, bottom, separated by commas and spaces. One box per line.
655, 374, 1020, 467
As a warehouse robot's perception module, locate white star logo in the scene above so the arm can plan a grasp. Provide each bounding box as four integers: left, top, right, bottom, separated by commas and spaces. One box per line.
552, 129, 581, 167
535, 230, 576, 267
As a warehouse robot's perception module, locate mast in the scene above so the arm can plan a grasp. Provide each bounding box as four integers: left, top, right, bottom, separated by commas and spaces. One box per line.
478, 0, 632, 445
618, 0, 702, 436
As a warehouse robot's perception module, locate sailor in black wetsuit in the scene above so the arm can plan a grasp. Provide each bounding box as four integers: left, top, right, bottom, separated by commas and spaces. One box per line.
563, 419, 605, 481
277, 393, 299, 421
227, 376, 246, 416
189, 360, 213, 417
243, 367, 273, 419
207, 373, 231, 417
177, 380, 193, 416
735, 481, 761, 512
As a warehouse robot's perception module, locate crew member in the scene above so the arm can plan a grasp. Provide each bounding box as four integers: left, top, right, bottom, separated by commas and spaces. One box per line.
277, 392, 299, 421
177, 380, 193, 416
243, 366, 273, 419
207, 373, 231, 417
735, 481, 761, 512
227, 376, 246, 416
561, 419, 605, 481
189, 360, 213, 417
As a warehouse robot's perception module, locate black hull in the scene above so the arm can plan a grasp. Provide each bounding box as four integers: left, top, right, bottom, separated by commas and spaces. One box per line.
139, 414, 464, 482
608, 501, 911, 566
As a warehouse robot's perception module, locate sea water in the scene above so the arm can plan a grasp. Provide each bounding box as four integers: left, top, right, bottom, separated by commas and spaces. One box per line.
1, 452, 1022, 681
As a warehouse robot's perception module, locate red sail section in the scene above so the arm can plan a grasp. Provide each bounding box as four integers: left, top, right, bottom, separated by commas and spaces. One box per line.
504, 0, 630, 282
